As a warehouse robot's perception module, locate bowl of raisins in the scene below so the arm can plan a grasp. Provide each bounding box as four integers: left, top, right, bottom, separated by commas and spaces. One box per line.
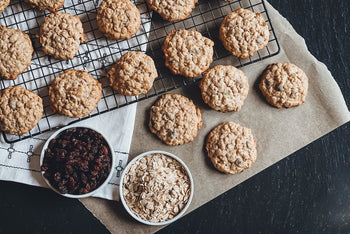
40, 126, 115, 198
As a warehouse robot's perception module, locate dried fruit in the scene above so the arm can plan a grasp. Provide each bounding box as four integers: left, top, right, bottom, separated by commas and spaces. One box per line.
42, 127, 112, 195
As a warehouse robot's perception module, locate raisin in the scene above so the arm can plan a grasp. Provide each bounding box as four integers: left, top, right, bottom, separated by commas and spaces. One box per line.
58, 185, 68, 194
41, 127, 112, 195
81, 173, 88, 185
68, 177, 76, 189
91, 170, 98, 177
54, 172, 61, 182
65, 165, 74, 175
100, 145, 108, 156
48, 139, 56, 149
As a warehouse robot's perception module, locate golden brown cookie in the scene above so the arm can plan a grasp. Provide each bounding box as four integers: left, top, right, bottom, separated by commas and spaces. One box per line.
0, 86, 43, 135
206, 122, 257, 174
39, 12, 87, 60
107, 51, 158, 96
162, 29, 214, 78
0, 0, 10, 14
200, 65, 249, 112
259, 63, 309, 108
24, 0, 65, 12
149, 94, 202, 145
97, 0, 141, 40
49, 69, 102, 118
220, 8, 269, 58
146, 0, 198, 22
0, 26, 33, 80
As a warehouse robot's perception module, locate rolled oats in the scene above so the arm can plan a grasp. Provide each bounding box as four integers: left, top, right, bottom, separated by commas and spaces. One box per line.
122, 153, 191, 223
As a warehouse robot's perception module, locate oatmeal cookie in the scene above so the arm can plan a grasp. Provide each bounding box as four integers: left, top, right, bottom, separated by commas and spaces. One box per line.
39, 12, 87, 60
149, 94, 202, 145
24, 0, 65, 12
259, 63, 308, 108
200, 65, 249, 112
49, 69, 102, 118
206, 122, 257, 174
107, 51, 158, 96
146, 0, 198, 22
97, 0, 141, 40
219, 8, 269, 58
0, 86, 43, 135
162, 29, 214, 78
0, 26, 33, 80
0, 0, 9, 14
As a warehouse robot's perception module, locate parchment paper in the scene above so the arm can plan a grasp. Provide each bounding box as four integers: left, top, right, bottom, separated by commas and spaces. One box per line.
80, 1, 350, 233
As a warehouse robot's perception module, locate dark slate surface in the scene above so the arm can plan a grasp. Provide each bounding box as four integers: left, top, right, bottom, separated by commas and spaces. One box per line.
0, 0, 349, 233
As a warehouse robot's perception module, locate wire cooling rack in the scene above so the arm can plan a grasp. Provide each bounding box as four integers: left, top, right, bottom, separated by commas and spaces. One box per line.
0, 0, 280, 143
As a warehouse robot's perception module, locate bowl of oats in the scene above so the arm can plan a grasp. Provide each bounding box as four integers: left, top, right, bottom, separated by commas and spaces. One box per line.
119, 150, 194, 225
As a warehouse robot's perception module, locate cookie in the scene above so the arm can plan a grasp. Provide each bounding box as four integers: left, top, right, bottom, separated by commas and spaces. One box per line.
0, 26, 33, 80
97, 0, 141, 40
206, 122, 257, 175
200, 65, 249, 112
49, 69, 102, 118
24, 0, 65, 12
149, 94, 202, 145
107, 51, 158, 96
219, 8, 269, 58
146, 0, 198, 22
0, 0, 10, 14
259, 63, 309, 108
162, 29, 214, 78
0, 86, 43, 135
39, 12, 87, 60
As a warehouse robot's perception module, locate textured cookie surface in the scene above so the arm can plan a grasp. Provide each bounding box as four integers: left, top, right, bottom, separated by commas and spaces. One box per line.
146, 0, 198, 22
24, 0, 65, 12
206, 122, 257, 174
200, 65, 249, 112
0, 0, 10, 13
97, 0, 141, 40
39, 12, 86, 60
0, 86, 43, 135
259, 63, 308, 108
162, 29, 214, 78
49, 69, 102, 118
107, 51, 158, 96
0, 26, 33, 80
220, 8, 269, 58
149, 94, 202, 145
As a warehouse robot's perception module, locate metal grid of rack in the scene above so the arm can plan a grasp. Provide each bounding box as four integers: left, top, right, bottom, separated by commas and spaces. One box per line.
0, 0, 280, 143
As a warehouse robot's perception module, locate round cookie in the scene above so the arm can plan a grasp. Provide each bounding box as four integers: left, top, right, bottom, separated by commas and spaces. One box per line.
149, 94, 202, 145
107, 51, 158, 96
49, 69, 102, 118
259, 63, 308, 108
206, 122, 257, 175
24, 0, 65, 12
39, 12, 87, 60
146, 0, 198, 22
0, 26, 33, 80
200, 65, 249, 112
0, 0, 10, 14
219, 8, 270, 58
97, 0, 141, 40
162, 29, 214, 78
0, 86, 43, 135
